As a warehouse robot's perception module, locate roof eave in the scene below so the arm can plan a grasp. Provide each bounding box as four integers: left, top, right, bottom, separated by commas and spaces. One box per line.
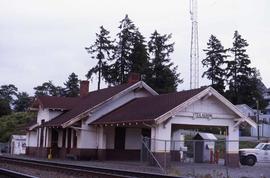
153, 86, 257, 128
154, 87, 210, 124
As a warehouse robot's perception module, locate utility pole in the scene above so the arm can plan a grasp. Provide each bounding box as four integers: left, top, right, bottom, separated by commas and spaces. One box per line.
256, 100, 260, 140
189, 0, 199, 89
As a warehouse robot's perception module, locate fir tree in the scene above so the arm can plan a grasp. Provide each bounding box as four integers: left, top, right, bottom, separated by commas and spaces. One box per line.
129, 31, 149, 76
229, 69, 267, 109
146, 30, 182, 93
85, 26, 115, 90
64, 72, 80, 97
202, 35, 228, 93
226, 31, 254, 104
108, 15, 137, 85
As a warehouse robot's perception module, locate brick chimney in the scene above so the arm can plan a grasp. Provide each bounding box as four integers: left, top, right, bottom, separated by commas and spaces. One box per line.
80, 80, 89, 97
128, 73, 141, 84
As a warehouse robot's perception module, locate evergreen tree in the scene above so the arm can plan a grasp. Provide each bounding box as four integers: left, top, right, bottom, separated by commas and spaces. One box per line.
202, 35, 228, 93
108, 15, 137, 85
64, 72, 80, 97
129, 31, 149, 76
226, 69, 267, 109
13, 92, 32, 112
226, 31, 254, 104
85, 26, 115, 90
146, 30, 182, 93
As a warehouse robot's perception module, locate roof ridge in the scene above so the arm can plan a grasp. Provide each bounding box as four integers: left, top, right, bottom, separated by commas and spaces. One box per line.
131, 87, 207, 99
86, 83, 133, 95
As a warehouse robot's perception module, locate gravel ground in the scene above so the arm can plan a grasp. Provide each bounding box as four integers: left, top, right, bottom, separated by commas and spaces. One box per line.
0, 162, 88, 178
171, 162, 270, 178
2, 154, 270, 178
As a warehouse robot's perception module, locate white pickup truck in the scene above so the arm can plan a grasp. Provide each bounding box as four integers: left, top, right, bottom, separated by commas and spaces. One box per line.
239, 143, 270, 166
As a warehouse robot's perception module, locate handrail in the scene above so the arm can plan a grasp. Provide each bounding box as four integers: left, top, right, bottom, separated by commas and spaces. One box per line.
141, 136, 166, 174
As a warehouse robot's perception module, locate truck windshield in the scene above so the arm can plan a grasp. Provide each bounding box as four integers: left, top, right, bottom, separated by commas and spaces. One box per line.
255, 143, 264, 149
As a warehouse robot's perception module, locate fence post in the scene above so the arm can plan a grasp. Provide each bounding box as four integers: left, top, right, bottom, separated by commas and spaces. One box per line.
193, 140, 195, 163
164, 140, 167, 173
140, 136, 143, 162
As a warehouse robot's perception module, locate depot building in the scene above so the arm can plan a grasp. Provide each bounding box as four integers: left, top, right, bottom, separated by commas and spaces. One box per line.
26, 74, 256, 167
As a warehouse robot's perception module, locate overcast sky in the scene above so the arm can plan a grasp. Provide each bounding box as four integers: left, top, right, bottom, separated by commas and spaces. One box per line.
0, 0, 269, 94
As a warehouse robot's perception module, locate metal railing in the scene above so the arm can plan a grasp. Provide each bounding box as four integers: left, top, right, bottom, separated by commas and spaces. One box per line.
140, 137, 166, 174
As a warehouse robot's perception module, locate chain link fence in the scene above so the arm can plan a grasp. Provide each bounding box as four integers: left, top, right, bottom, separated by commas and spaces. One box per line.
141, 136, 267, 175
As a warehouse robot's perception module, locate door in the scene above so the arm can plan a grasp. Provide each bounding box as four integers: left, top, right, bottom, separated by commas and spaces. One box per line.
141, 129, 151, 162
262, 144, 270, 162
67, 129, 72, 153
51, 129, 59, 157
194, 141, 204, 163
115, 127, 126, 150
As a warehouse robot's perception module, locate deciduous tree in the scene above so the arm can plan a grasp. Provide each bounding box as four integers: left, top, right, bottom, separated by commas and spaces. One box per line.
13, 92, 32, 112
0, 84, 18, 104
34, 81, 64, 96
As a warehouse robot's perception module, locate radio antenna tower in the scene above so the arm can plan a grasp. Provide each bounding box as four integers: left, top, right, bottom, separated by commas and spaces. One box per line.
189, 0, 199, 89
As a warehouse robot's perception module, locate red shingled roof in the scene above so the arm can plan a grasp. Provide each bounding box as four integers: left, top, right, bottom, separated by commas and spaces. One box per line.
43, 83, 134, 127
32, 96, 81, 110
92, 87, 206, 125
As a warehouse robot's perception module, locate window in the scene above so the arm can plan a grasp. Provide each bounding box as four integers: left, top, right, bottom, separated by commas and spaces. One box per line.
263, 145, 270, 150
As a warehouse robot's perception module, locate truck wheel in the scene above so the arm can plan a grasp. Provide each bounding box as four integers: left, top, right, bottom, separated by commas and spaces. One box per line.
245, 156, 256, 166
240, 157, 246, 165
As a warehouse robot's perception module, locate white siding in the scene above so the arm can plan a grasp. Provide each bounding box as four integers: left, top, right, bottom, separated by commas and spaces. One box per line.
151, 123, 171, 152
106, 127, 115, 149
125, 128, 141, 150
37, 108, 50, 123
37, 108, 62, 124
26, 131, 37, 147
77, 124, 97, 149
58, 130, 63, 147
185, 96, 236, 116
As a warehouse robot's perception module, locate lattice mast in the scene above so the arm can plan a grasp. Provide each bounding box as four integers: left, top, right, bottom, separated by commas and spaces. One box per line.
189, 0, 199, 89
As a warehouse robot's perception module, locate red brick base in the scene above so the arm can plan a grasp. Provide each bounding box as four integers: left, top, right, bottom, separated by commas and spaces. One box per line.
225, 153, 239, 167
152, 152, 171, 168
26, 147, 140, 161
26, 147, 49, 158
